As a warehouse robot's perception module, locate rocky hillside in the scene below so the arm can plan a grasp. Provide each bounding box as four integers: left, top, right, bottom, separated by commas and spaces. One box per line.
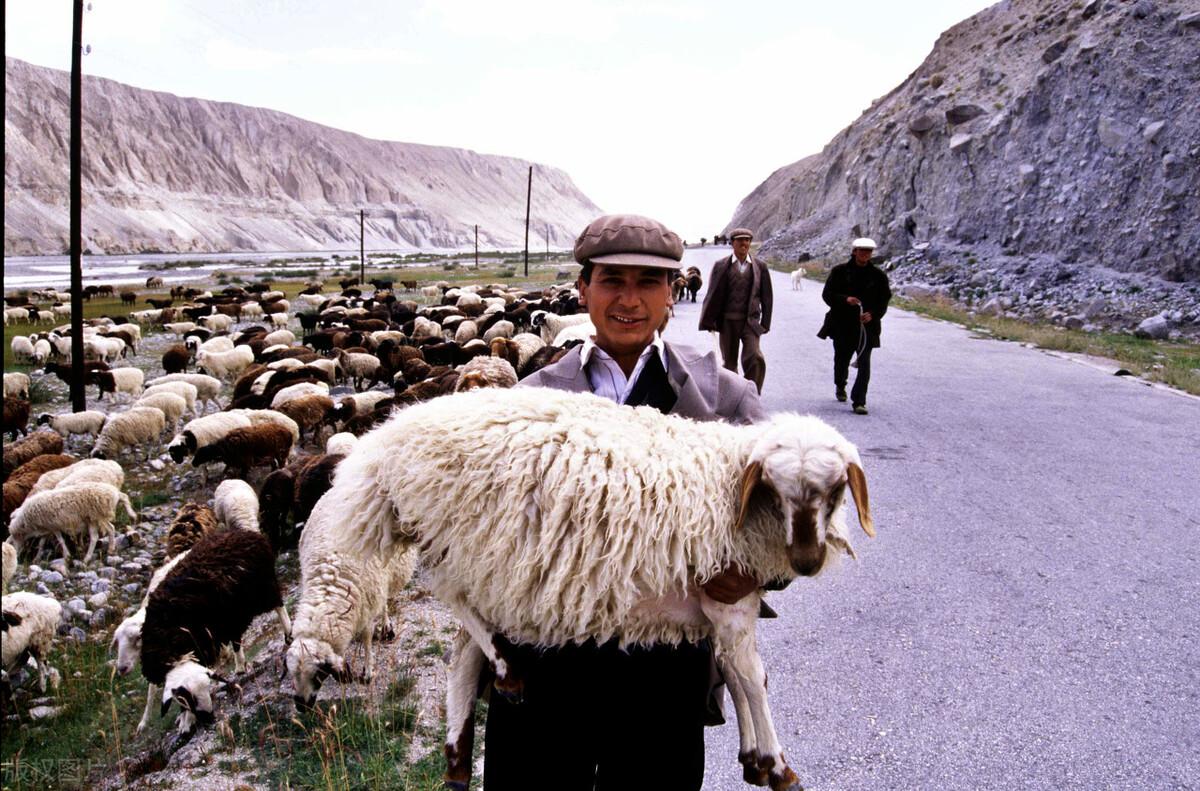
4, 57, 601, 256
730, 0, 1200, 336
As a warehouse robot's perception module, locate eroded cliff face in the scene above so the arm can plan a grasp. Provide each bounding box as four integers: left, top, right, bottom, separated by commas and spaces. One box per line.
4, 57, 602, 255
731, 0, 1200, 315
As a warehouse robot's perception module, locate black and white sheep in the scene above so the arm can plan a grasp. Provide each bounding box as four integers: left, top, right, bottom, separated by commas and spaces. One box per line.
191, 424, 293, 480
332, 387, 875, 790
167, 412, 253, 464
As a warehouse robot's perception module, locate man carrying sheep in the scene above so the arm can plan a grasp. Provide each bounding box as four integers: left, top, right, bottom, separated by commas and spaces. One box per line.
483, 213, 768, 791
698, 227, 774, 394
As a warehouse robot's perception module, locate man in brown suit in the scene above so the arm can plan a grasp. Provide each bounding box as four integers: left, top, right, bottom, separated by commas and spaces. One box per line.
698, 227, 774, 393
483, 214, 768, 791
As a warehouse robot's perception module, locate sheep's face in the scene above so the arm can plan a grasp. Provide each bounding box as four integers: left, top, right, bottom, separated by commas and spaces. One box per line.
111, 611, 145, 675
162, 660, 215, 728
287, 637, 349, 710
741, 416, 875, 577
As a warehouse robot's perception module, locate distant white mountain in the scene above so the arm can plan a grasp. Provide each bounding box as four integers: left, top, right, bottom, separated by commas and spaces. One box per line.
4, 56, 602, 256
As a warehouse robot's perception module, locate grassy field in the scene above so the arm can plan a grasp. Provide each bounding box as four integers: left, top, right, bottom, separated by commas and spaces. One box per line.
762, 257, 1200, 396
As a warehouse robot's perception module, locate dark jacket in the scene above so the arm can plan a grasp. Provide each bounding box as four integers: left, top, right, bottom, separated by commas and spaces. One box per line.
819, 259, 892, 348
698, 256, 774, 335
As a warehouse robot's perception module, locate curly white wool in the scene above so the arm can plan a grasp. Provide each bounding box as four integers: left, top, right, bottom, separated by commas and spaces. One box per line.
135, 392, 188, 434
4, 372, 30, 400
212, 479, 259, 532
142, 381, 199, 416
271, 382, 330, 409
29, 459, 124, 497
1, 592, 63, 692
324, 432, 358, 456
92, 407, 166, 460
9, 482, 137, 564
36, 410, 107, 441
2, 541, 17, 593
195, 346, 254, 381
146, 374, 221, 411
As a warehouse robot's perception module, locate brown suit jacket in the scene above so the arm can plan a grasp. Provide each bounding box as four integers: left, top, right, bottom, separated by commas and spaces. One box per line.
519, 342, 765, 425
698, 255, 774, 336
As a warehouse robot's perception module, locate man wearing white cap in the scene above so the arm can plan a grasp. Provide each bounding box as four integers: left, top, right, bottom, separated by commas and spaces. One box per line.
818, 237, 892, 414
698, 227, 773, 393
482, 214, 768, 791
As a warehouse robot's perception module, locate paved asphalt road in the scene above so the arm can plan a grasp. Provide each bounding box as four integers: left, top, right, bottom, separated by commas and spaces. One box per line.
662, 249, 1200, 791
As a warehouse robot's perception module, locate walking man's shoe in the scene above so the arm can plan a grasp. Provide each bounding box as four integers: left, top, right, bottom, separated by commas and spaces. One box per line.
853, 403, 868, 415
836, 388, 848, 402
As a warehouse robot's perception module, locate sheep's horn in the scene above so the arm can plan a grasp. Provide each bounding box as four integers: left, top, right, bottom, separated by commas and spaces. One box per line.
847, 463, 875, 537
734, 461, 763, 532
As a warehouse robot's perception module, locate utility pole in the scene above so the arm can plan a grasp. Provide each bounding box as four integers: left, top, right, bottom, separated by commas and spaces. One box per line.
523, 166, 532, 278
359, 209, 365, 285
545, 223, 549, 258
69, 0, 86, 412
474, 224, 479, 269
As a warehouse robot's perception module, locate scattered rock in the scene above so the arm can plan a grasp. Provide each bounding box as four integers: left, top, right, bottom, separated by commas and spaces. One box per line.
945, 104, 986, 124
28, 705, 65, 721
1042, 38, 1073, 63
909, 114, 937, 134
950, 133, 974, 152
40, 571, 64, 585
1142, 120, 1166, 143
1180, 11, 1200, 29
1064, 315, 1086, 330
89, 591, 110, 609
122, 582, 143, 595
1132, 0, 1155, 19
92, 579, 111, 594
1098, 116, 1136, 149
1135, 314, 1171, 339
68, 627, 87, 642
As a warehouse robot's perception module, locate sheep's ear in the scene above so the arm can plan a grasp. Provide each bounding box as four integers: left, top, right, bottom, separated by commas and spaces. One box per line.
734, 460, 763, 532
847, 463, 875, 538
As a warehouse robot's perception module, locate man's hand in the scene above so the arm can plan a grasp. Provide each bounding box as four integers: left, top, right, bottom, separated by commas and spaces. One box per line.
702, 566, 760, 604
846, 296, 861, 306
860, 311, 872, 323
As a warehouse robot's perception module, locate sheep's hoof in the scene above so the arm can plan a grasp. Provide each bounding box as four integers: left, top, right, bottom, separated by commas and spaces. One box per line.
767, 763, 803, 791
740, 751, 769, 786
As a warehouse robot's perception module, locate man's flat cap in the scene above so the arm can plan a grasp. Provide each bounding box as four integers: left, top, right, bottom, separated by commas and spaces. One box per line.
574, 214, 683, 269
730, 228, 754, 240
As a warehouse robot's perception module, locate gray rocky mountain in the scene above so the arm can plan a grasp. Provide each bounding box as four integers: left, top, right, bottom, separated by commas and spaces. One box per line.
729, 0, 1200, 337
4, 57, 601, 256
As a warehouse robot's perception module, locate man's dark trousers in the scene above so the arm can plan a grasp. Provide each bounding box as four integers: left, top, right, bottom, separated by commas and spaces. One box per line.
833, 336, 872, 406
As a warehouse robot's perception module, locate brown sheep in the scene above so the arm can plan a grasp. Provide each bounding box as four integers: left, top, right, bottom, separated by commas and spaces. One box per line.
274, 394, 336, 446
2, 454, 77, 532
2, 431, 64, 481
232, 364, 271, 401
190, 424, 293, 479
165, 502, 219, 559
3, 399, 31, 441
162, 344, 191, 374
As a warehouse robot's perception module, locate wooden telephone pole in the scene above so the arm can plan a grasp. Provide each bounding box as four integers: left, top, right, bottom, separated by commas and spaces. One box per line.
359, 209, 365, 285
69, 0, 86, 412
523, 166, 532, 278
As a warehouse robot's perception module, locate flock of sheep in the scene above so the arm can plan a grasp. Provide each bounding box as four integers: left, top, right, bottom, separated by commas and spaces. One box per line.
3, 269, 872, 790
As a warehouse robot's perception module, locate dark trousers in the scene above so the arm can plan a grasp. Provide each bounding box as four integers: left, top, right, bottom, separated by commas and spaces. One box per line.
483, 639, 710, 791
719, 318, 765, 393
834, 337, 873, 406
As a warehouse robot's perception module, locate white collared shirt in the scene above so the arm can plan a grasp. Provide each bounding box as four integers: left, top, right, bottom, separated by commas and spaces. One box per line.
733, 253, 752, 273
579, 334, 669, 404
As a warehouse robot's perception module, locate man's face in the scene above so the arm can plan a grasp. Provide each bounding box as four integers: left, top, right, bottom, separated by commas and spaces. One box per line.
579, 264, 672, 360
853, 247, 873, 265
732, 237, 752, 259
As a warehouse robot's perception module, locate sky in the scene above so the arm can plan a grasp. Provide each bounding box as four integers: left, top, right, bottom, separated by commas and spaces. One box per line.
6, 0, 995, 244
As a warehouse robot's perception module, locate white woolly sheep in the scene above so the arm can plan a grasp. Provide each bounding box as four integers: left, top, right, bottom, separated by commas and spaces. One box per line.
195, 345, 254, 381
163, 321, 198, 337
212, 479, 260, 532
325, 432, 358, 456
333, 387, 875, 790
2, 591, 63, 693
141, 381, 199, 416
481, 319, 514, 342
94, 367, 145, 402
35, 410, 107, 443
271, 382, 330, 409
129, 309, 162, 324
552, 321, 596, 347
790, 268, 806, 290
9, 482, 138, 564
2, 541, 17, 592
5, 372, 31, 400
262, 329, 295, 347
200, 313, 234, 333
269, 312, 290, 328
11, 336, 35, 362
146, 374, 222, 412
336, 352, 381, 391
29, 458, 124, 497
267, 358, 305, 372
287, 494, 418, 708
533, 311, 591, 344
335, 391, 392, 420
241, 302, 265, 320
454, 320, 478, 344
85, 335, 126, 363
196, 335, 234, 355
135, 392, 188, 435
411, 316, 442, 341
32, 339, 53, 365
91, 407, 166, 461
454, 356, 517, 391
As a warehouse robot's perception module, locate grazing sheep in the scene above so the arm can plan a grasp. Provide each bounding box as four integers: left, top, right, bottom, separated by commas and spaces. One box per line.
167, 411, 254, 464
270, 382, 330, 409
195, 346, 254, 381
135, 392, 188, 435
275, 395, 336, 445
11, 336, 35, 363
91, 407, 166, 461
142, 529, 290, 733
3, 454, 77, 532
196, 335, 235, 355
331, 391, 393, 425
454, 320, 478, 344
489, 332, 545, 373
4, 399, 31, 441
142, 381, 199, 416
163, 321, 197, 337
9, 482, 138, 564
29, 458, 124, 497
2, 541, 16, 592
287, 494, 419, 708
213, 479, 260, 533
231, 408, 300, 446
2, 592, 63, 693
267, 357, 304, 372
199, 313, 234, 333
335, 351, 382, 391
36, 411, 108, 443
166, 503, 219, 559
4, 373, 30, 401
85, 335, 126, 363
481, 319, 515, 343
257, 468, 296, 550
269, 312, 290, 328
161, 344, 191, 374
454, 356, 518, 391
3, 432, 64, 481
334, 387, 875, 790
532, 311, 591, 344
146, 374, 222, 412
191, 424, 293, 480
91, 367, 145, 402
32, 339, 53, 365
325, 432, 358, 456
